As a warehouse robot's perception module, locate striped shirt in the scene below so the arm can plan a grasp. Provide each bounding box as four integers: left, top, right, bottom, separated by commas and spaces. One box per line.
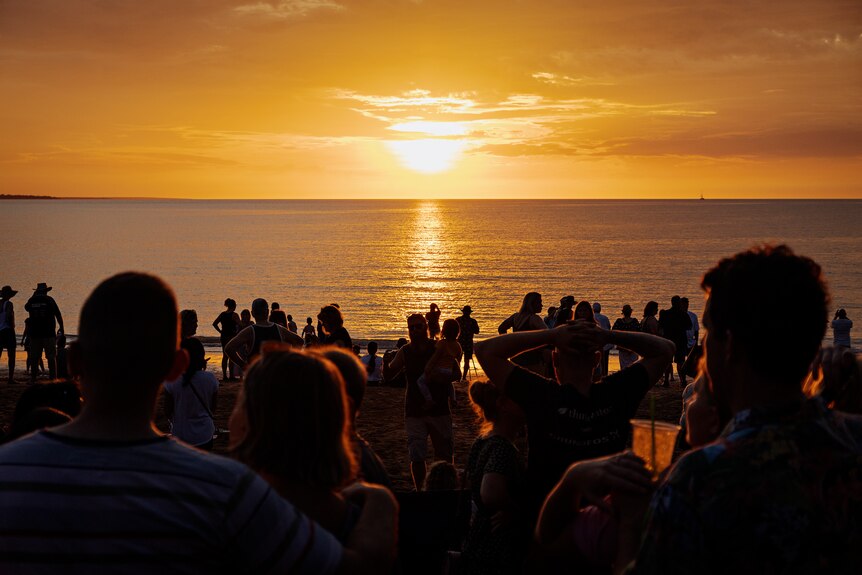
0, 431, 342, 574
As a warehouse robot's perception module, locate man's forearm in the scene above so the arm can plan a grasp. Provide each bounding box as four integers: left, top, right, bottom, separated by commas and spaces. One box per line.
476, 329, 556, 364
608, 331, 673, 360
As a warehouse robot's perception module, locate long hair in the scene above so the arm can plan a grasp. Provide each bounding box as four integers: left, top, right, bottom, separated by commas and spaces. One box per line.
232, 348, 356, 488
469, 380, 501, 435
520, 292, 542, 314
181, 337, 206, 387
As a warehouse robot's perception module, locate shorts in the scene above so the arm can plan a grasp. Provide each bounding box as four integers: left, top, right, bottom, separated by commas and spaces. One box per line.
0, 329, 15, 351
406, 415, 454, 463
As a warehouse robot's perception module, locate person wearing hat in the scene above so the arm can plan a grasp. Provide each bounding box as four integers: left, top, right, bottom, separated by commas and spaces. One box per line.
456, 305, 480, 382
24, 283, 64, 383
0, 286, 18, 384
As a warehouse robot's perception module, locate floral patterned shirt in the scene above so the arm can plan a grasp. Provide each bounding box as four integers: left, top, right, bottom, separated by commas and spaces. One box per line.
629, 397, 862, 575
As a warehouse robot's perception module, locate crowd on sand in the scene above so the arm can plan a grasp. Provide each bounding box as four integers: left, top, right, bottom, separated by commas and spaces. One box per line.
0, 244, 860, 574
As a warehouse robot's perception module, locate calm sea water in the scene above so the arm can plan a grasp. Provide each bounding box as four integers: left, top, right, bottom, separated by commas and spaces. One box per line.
4, 199, 861, 349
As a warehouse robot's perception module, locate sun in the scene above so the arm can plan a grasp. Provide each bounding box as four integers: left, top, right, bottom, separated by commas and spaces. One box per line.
385, 139, 469, 174
383, 121, 470, 174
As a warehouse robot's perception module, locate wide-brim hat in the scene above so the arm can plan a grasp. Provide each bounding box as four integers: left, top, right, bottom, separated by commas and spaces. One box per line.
34, 282, 52, 293
0, 286, 17, 299
461, 305, 473, 313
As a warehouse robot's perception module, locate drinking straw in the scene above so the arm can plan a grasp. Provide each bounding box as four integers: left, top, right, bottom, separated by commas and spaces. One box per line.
650, 392, 656, 475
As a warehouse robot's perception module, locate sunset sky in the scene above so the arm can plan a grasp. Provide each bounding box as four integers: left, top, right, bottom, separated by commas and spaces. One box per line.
1, 0, 860, 199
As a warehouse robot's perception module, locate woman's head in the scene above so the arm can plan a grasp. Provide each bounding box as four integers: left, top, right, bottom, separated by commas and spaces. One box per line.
622, 304, 633, 318
229, 347, 356, 488
430, 303, 439, 312
520, 292, 543, 315
318, 305, 344, 332
574, 300, 595, 322
181, 337, 206, 382
468, 380, 523, 434
224, 298, 236, 311
441, 318, 460, 341
644, 301, 659, 317
836, 308, 848, 319
241, 309, 251, 322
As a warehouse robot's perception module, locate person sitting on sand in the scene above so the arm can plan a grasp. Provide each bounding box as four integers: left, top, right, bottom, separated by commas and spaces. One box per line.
163, 337, 218, 450
322, 347, 392, 488
318, 305, 352, 349
614, 245, 862, 574
361, 341, 383, 385
0, 272, 397, 573
416, 318, 462, 409
831, 308, 853, 348
229, 346, 362, 543
498, 292, 547, 374
475, 302, 673, 517
460, 380, 529, 575
385, 314, 452, 491
212, 298, 240, 381
224, 297, 302, 369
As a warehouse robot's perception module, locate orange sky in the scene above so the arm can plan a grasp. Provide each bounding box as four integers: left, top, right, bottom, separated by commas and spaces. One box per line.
1, 1, 860, 199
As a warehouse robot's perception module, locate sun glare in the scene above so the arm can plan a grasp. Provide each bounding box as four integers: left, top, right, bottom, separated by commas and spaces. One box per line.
385, 139, 468, 174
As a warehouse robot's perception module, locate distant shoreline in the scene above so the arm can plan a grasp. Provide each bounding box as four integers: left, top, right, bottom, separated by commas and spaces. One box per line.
2, 196, 860, 202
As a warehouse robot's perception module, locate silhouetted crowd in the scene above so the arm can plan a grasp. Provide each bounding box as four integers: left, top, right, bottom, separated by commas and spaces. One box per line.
0, 244, 861, 574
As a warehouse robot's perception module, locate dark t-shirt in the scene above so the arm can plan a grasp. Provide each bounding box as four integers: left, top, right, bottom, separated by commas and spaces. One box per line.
402, 340, 446, 417
216, 311, 238, 342
24, 295, 61, 338
505, 363, 651, 504
250, 323, 283, 358
323, 326, 352, 349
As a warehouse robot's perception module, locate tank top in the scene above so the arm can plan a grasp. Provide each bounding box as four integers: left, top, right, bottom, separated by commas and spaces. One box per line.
250, 324, 283, 358
218, 311, 238, 339
0, 301, 10, 332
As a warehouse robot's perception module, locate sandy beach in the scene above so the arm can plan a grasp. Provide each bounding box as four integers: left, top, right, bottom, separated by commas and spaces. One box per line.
0, 363, 684, 492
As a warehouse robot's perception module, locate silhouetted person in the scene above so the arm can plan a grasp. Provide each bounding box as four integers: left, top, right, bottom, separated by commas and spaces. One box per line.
592, 302, 612, 376
618, 245, 862, 574
659, 295, 692, 386
0, 285, 18, 384
212, 298, 240, 381
456, 306, 480, 382
612, 305, 642, 370
269, 302, 287, 327
323, 347, 392, 488
498, 292, 546, 374
163, 337, 218, 450
318, 305, 352, 349
25, 282, 64, 383
832, 308, 853, 348
179, 309, 197, 340
225, 298, 302, 370
475, 302, 673, 517
426, 304, 442, 340
287, 314, 298, 333
361, 341, 383, 385
385, 314, 452, 491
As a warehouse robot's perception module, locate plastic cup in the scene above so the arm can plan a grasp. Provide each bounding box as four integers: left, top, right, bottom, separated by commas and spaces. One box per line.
630, 419, 680, 479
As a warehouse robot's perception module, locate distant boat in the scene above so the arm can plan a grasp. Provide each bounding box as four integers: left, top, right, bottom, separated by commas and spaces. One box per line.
700, 193, 705, 200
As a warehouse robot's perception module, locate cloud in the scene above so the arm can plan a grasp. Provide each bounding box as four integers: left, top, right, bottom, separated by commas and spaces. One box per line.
233, 0, 344, 19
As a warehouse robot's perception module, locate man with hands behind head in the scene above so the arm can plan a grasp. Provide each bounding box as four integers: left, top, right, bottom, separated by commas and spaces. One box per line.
475, 306, 673, 514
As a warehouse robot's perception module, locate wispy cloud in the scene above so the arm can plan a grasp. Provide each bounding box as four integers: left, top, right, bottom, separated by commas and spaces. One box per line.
233, 0, 344, 19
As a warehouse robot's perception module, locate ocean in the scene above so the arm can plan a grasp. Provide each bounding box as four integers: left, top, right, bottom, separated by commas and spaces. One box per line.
4, 199, 861, 350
